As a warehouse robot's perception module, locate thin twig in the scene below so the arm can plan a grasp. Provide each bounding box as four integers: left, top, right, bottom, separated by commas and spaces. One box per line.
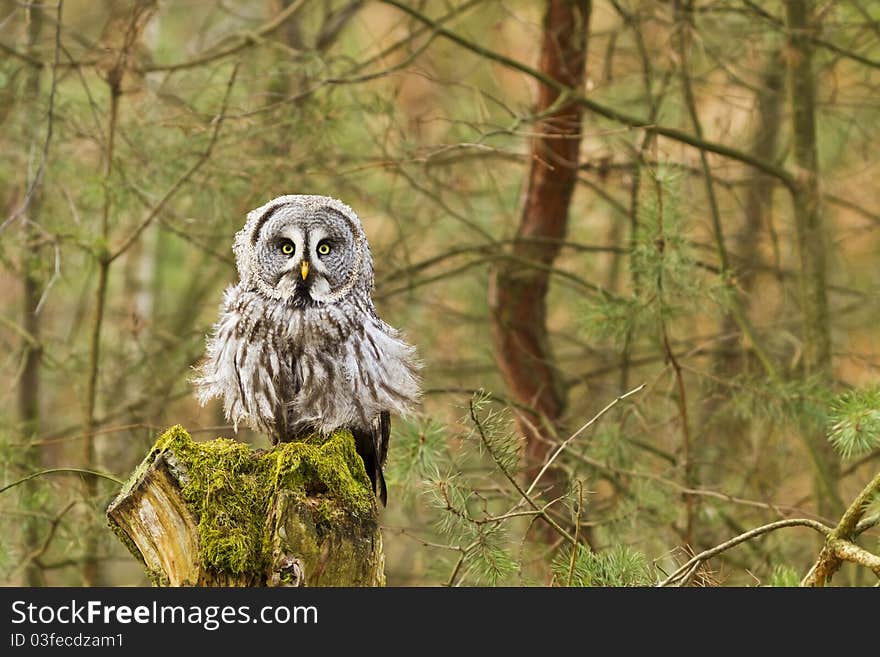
657, 518, 832, 587
138, 0, 307, 73
12, 500, 77, 583
2, 0, 62, 231
673, 0, 777, 380
567, 481, 584, 586
526, 384, 645, 498
380, 0, 797, 191
446, 551, 467, 587
109, 62, 240, 262
0, 468, 123, 496
571, 451, 817, 519
469, 399, 576, 545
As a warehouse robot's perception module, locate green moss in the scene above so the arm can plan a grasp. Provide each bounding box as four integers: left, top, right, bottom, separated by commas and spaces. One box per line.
149, 425, 375, 577
146, 568, 171, 587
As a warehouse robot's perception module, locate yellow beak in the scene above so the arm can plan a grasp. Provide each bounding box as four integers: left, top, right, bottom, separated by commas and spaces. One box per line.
300, 260, 310, 280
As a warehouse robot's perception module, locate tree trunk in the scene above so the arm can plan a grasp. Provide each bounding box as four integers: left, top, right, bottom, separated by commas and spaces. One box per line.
107, 426, 385, 586
700, 52, 783, 462
488, 0, 591, 475
19, 221, 43, 588
81, 0, 157, 587
18, 2, 45, 587
736, 53, 784, 312
783, 0, 843, 517
709, 55, 784, 378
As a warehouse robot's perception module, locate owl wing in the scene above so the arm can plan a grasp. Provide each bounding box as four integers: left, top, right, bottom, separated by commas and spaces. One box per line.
194, 286, 291, 438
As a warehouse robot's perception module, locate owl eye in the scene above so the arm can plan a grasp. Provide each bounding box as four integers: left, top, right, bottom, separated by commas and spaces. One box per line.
316, 240, 332, 256
280, 240, 295, 255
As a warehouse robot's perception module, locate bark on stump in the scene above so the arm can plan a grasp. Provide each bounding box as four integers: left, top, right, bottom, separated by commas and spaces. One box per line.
107, 425, 385, 586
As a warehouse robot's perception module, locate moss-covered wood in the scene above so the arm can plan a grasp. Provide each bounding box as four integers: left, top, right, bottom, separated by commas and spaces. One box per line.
106, 425, 385, 586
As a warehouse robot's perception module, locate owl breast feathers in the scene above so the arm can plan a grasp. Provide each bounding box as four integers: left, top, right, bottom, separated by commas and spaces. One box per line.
194, 195, 420, 505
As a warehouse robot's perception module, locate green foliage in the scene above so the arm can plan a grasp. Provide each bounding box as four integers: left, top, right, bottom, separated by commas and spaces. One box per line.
463, 525, 518, 586
553, 544, 653, 587
426, 472, 475, 539
631, 166, 693, 294
582, 294, 649, 346
827, 386, 880, 459
385, 393, 532, 585
583, 165, 727, 347
0, 534, 9, 575
586, 425, 633, 469
468, 391, 521, 476
766, 565, 801, 587
386, 418, 450, 488
728, 375, 831, 428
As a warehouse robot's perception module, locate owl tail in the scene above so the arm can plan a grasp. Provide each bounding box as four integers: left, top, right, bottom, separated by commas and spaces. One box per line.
376, 468, 388, 508
354, 425, 388, 507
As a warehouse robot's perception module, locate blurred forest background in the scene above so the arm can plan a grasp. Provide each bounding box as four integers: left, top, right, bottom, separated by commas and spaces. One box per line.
2, 0, 880, 587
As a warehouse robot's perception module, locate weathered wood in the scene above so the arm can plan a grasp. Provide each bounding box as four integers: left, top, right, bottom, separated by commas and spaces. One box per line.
107, 425, 385, 587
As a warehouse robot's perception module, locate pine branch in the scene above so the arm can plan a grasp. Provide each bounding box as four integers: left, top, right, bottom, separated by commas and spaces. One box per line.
469, 398, 575, 545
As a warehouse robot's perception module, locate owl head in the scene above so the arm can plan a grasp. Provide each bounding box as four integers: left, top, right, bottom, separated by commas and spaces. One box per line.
233, 195, 374, 303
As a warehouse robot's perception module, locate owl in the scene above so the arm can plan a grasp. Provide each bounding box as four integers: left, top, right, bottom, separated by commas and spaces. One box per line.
194, 195, 420, 505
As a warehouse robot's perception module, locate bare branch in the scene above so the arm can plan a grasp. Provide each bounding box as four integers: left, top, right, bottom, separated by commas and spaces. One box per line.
803, 471, 880, 586
380, 0, 797, 190
2, 0, 62, 232
658, 518, 832, 587
526, 384, 645, 498
138, 0, 308, 73
108, 62, 239, 262
0, 468, 123, 496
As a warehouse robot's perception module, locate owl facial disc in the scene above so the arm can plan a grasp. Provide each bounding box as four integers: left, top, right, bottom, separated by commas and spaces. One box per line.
233, 195, 371, 304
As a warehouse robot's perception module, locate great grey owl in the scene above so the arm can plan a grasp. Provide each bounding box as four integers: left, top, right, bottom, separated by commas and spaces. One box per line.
194, 195, 420, 505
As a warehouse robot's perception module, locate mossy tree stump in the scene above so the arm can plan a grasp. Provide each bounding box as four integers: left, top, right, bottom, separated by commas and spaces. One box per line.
107, 425, 385, 586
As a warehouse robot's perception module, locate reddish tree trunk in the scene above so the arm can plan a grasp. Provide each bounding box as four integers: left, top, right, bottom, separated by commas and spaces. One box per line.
489, 0, 591, 470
